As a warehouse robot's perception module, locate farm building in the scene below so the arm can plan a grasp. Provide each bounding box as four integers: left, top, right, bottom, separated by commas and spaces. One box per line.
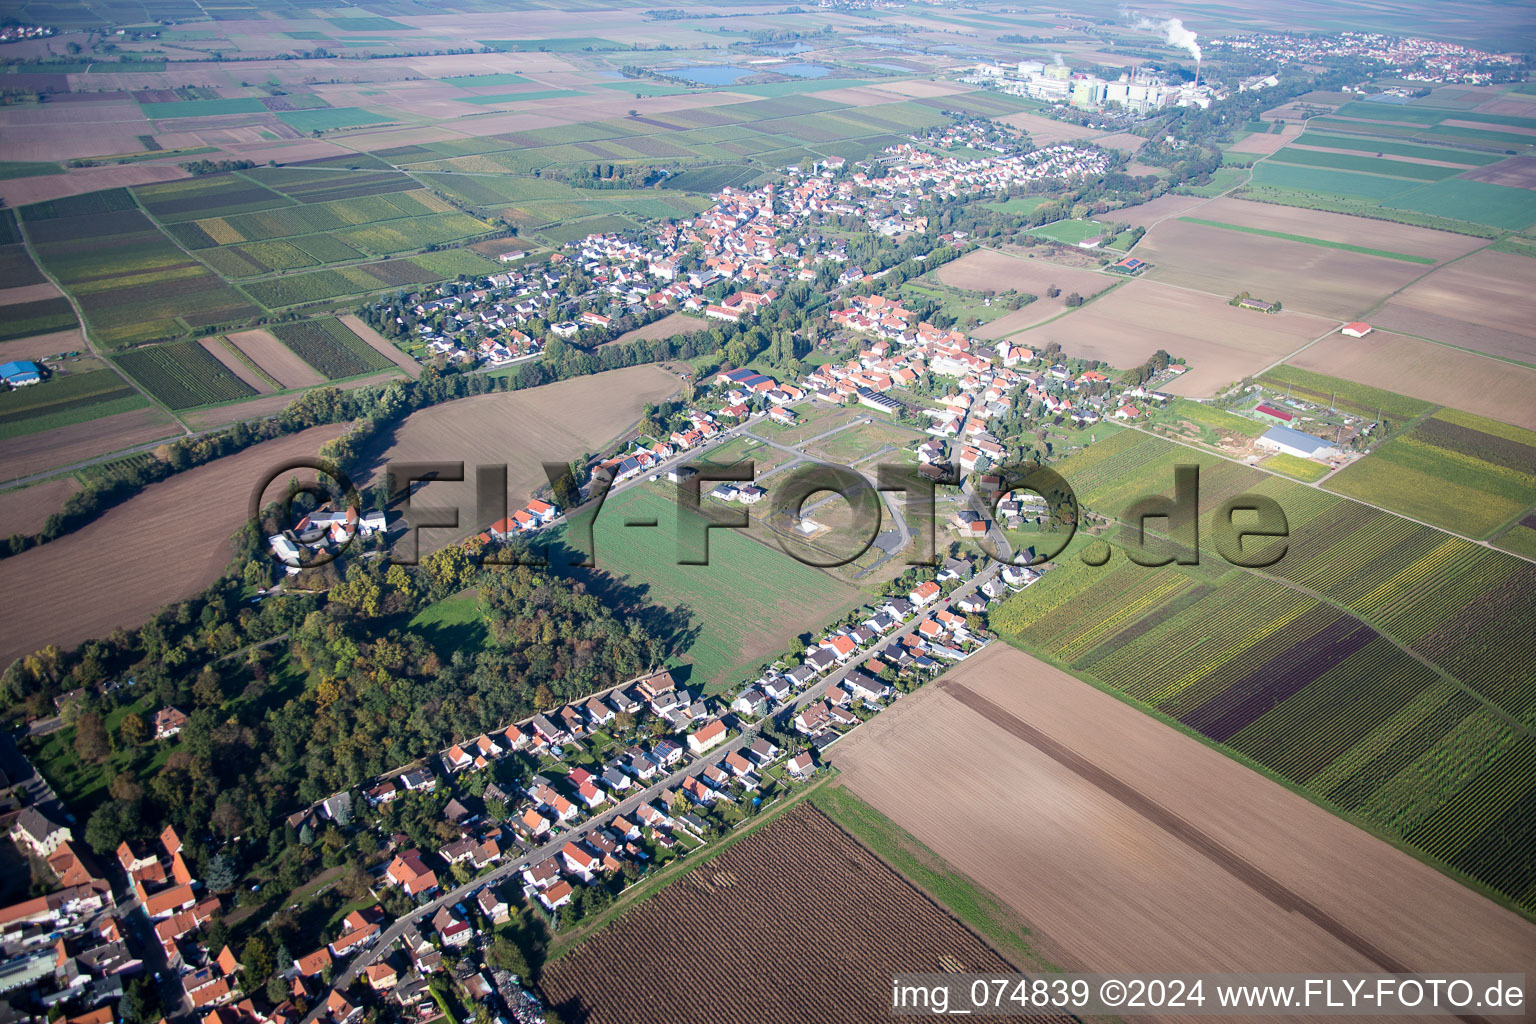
1253, 403, 1295, 425
0, 360, 42, 386
1341, 322, 1373, 338
1256, 425, 1339, 460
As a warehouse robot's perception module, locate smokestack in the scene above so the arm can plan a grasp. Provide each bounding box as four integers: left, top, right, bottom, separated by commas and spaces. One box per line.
1195, 55, 1200, 88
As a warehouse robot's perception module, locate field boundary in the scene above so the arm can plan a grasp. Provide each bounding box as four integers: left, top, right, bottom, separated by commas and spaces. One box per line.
989, 629, 1535, 925
809, 782, 1056, 972
1177, 216, 1437, 264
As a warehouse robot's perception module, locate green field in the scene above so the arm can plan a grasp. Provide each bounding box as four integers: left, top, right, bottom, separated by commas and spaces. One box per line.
1268, 146, 1459, 181
25, 198, 258, 347
1175, 165, 1249, 197
1326, 409, 1536, 538
0, 296, 76, 341
0, 368, 148, 439
0, 161, 63, 180
1262, 451, 1332, 482
1026, 218, 1106, 245
1249, 161, 1420, 200
270, 317, 394, 379
989, 428, 1536, 916
140, 98, 269, 119
116, 339, 258, 408
1291, 132, 1505, 166
407, 590, 489, 657
478, 37, 622, 51
598, 81, 691, 97
983, 195, 1052, 213
443, 73, 532, 87
551, 486, 861, 691
1149, 398, 1268, 445
276, 107, 394, 132
455, 89, 584, 106
1177, 216, 1436, 264
1382, 179, 1536, 230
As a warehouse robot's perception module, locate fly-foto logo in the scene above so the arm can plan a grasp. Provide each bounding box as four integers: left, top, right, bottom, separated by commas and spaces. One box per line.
249, 459, 1289, 571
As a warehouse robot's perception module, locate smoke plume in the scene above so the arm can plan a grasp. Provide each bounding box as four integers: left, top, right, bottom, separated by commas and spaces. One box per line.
1127, 10, 1201, 62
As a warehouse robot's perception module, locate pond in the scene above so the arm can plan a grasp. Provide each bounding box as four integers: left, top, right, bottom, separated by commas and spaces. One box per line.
774, 63, 831, 78
665, 64, 757, 85
666, 61, 831, 84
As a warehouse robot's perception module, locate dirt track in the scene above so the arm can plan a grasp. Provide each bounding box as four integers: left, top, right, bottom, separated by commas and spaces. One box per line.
831, 643, 1536, 1013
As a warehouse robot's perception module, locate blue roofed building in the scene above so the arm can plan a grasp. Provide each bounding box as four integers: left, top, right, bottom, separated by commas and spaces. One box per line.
1255, 424, 1339, 460
0, 360, 42, 387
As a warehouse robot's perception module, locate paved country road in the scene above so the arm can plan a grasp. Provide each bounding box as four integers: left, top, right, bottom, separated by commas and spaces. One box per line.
301, 558, 1003, 1020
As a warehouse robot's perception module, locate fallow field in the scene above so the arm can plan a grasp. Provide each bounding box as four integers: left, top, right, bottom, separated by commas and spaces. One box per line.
1020, 278, 1333, 396
934, 248, 1111, 337
360, 363, 682, 553
1370, 249, 1536, 364
541, 804, 1050, 1024
830, 643, 1536, 976
0, 423, 348, 667
1285, 331, 1536, 431
1131, 199, 1477, 320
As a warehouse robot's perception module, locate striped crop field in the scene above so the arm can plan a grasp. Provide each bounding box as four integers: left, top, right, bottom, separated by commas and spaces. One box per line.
993, 429, 1536, 913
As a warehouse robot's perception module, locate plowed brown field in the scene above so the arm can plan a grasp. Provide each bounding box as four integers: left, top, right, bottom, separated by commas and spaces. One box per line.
362, 364, 681, 554
831, 645, 1536, 992
1020, 278, 1332, 396
541, 804, 1055, 1024
0, 423, 347, 667
1287, 332, 1536, 431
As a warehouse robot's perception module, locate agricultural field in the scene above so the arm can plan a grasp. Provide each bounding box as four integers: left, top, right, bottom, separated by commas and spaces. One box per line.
1369, 250, 1536, 365
1175, 216, 1437, 264
541, 805, 1042, 1024
0, 424, 349, 669
1262, 452, 1333, 482
555, 485, 862, 690
1145, 398, 1267, 451
224, 328, 326, 390
115, 338, 259, 409
0, 368, 148, 440
1283, 333, 1536, 432
1132, 198, 1483, 320
934, 248, 1110, 337
22, 190, 258, 347
985, 428, 1536, 913
269, 318, 396, 381
1325, 409, 1536, 538
1021, 278, 1333, 397
0, 476, 81, 538
0, 405, 180, 482
360, 362, 681, 547
830, 643, 1536, 976
1257, 363, 1435, 423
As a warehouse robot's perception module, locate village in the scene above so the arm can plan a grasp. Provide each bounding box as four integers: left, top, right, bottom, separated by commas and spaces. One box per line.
370, 122, 1115, 370
0, 502, 1046, 1024
4, 95, 1179, 1024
